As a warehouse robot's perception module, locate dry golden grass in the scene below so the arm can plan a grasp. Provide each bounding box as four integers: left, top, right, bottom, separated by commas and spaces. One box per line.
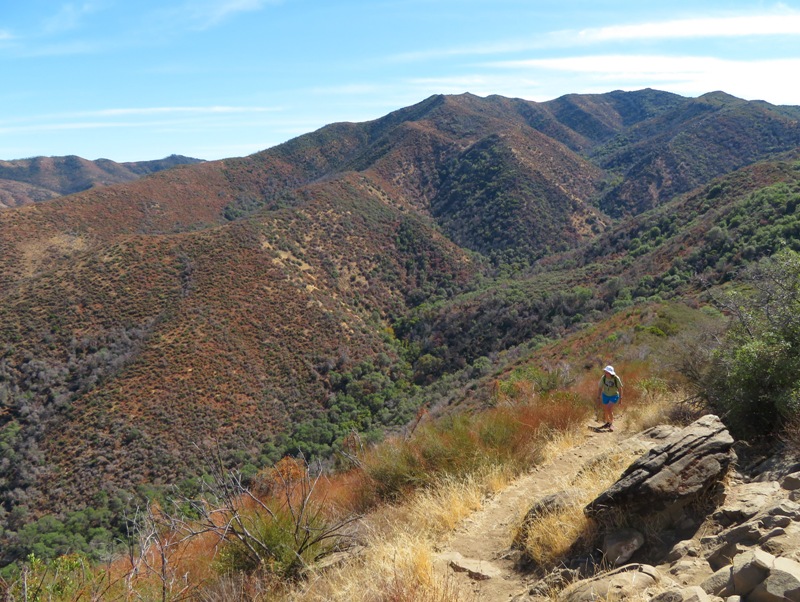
518, 445, 644, 569
295, 532, 475, 602
536, 423, 589, 464
287, 465, 514, 602
622, 382, 690, 433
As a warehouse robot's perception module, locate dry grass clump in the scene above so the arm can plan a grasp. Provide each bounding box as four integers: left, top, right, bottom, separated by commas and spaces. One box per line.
296, 532, 475, 602
518, 447, 644, 570
622, 376, 694, 432
289, 468, 506, 602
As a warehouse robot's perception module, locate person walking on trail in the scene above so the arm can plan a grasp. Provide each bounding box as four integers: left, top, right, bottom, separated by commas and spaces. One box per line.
598, 365, 623, 431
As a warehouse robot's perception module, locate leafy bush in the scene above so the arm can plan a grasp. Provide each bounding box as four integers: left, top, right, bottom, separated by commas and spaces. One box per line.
212, 458, 354, 580
494, 363, 575, 400
0, 553, 109, 601
701, 249, 800, 438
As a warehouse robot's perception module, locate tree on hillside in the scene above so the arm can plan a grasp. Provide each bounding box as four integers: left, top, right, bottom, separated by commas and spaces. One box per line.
702, 248, 800, 439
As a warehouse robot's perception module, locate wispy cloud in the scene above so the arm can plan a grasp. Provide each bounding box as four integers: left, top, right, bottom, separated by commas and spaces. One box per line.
43, 2, 106, 34
180, 0, 281, 30
21, 1, 284, 57
0, 105, 284, 134
389, 11, 800, 62
572, 13, 800, 43
495, 54, 797, 79
83, 106, 282, 117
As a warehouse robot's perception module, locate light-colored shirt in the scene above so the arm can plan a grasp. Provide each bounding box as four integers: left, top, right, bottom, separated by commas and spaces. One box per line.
600, 374, 622, 396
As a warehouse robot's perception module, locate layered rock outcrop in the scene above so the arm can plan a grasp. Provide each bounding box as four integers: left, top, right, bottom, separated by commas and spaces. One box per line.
585, 414, 735, 520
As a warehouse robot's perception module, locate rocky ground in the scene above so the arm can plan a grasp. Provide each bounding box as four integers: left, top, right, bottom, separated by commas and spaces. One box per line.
433, 415, 800, 601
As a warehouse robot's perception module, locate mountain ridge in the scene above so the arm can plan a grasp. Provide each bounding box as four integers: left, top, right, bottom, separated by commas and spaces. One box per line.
0, 154, 204, 208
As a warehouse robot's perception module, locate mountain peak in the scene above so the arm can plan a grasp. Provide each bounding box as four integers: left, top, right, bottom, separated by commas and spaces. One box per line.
696, 90, 745, 105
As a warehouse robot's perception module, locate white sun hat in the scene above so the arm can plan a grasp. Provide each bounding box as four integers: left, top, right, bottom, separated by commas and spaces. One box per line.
604, 365, 616, 376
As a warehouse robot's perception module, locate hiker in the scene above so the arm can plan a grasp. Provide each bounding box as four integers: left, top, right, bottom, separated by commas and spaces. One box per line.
598, 365, 622, 431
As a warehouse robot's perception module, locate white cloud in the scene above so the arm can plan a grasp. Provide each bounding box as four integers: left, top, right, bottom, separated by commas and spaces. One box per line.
87, 106, 282, 116
0, 106, 285, 135
389, 11, 800, 63
574, 14, 800, 43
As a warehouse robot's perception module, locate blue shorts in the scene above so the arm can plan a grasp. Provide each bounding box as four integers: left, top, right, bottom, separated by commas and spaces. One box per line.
602, 393, 620, 405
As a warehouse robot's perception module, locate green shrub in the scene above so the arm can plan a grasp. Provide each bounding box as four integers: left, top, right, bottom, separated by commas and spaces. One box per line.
702, 249, 800, 438
2, 553, 105, 601
496, 364, 575, 399
214, 501, 334, 578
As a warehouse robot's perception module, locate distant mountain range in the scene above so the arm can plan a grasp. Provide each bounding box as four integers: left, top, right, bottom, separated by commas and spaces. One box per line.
1, 89, 800, 567
0, 154, 203, 208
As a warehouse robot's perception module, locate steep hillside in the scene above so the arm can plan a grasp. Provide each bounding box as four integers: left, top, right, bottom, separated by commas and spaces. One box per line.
531, 88, 686, 151
431, 129, 606, 263
395, 154, 800, 373
0, 172, 475, 566
0, 154, 203, 207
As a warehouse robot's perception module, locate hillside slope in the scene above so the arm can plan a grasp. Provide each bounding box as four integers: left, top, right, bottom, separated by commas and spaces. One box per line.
595, 92, 800, 215
0, 172, 475, 564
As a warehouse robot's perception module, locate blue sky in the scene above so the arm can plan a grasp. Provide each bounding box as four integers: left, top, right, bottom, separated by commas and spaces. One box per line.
2, 1, 800, 162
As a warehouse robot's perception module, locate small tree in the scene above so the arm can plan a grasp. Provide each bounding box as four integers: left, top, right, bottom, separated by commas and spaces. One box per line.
125, 502, 190, 602
177, 452, 359, 580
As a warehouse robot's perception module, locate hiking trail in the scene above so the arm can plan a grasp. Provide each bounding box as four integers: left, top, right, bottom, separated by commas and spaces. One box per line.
433, 425, 628, 600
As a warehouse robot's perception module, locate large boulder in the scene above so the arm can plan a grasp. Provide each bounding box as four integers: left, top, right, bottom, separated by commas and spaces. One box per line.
585, 415, 735, 520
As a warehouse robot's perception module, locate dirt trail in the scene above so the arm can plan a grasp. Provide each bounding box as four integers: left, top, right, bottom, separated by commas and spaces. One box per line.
433, 426, 628, 600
